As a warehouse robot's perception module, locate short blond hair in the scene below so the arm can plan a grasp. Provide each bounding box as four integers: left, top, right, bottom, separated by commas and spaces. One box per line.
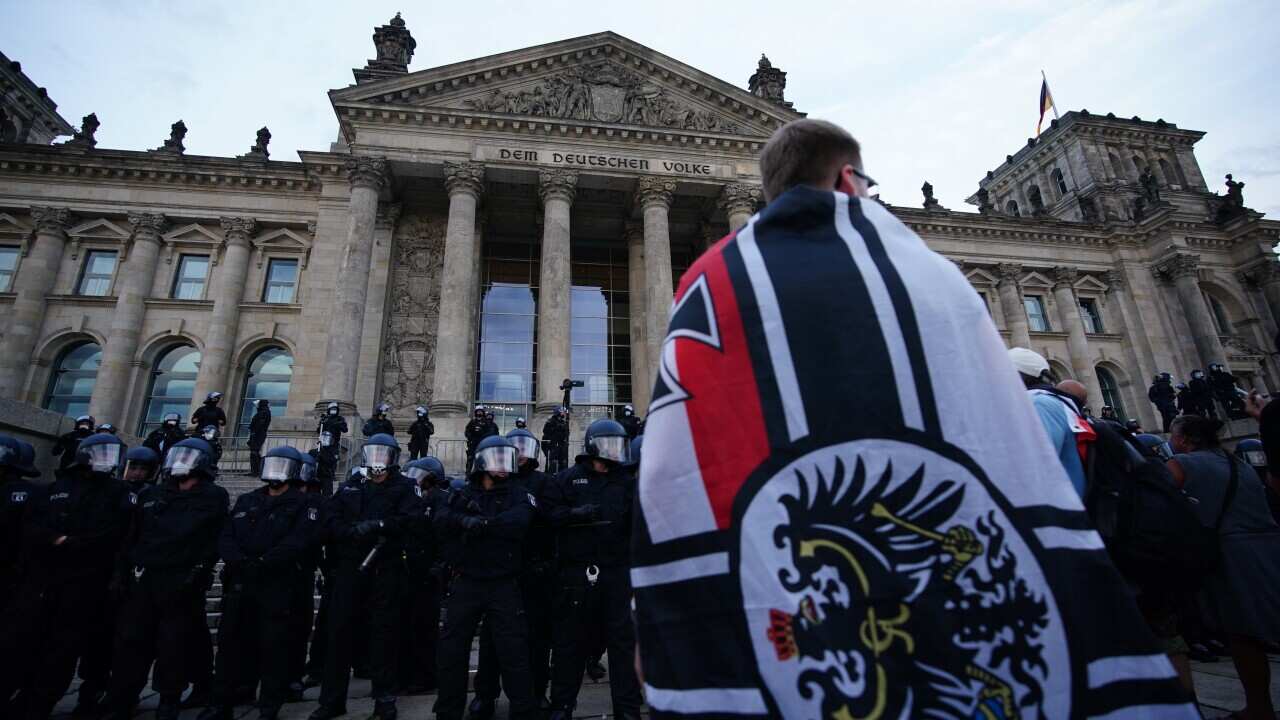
759, 119, 862, 202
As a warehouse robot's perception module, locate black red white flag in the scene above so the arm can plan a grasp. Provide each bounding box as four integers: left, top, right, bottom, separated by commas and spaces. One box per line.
632, 186, 1196, 719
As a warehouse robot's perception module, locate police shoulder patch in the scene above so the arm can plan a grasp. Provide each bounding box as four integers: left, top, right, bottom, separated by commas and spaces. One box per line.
11, 490, 27, 503
414, 486, 423, 498
307, 507, 318, 521
527, 493, 537, 508
573, 478, 589, 486
129, 492, 138, 505
233, 511, 247, 519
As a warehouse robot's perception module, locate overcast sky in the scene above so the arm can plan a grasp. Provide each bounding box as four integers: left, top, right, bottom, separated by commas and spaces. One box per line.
3, 0, 1277, 215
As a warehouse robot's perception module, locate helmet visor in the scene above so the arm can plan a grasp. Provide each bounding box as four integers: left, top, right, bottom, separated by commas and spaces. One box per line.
124, 459, 156, 484
475, 445, 517, 475
0, 443, 16, 466
1243, 450, 1268, 468
590, 436, 629, 463
404, 465, 438, 485
362, 444, 397, 472
261, 456, 298, 482
164, 446, 207, 477
299, 461, 317, 484
84, 443, 123, 473
510, 435, 539, 462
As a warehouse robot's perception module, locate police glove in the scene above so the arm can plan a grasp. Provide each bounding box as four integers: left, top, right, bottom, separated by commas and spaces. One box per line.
570, 504, 600, 521
352, 519, 384, 537
460, 515, 487, 532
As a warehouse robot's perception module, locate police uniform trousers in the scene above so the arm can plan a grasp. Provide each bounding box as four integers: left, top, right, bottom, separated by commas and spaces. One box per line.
1158, 403, 1178, 433
305, 572, 332, 679
317, 559, 404, 710
211, 569, 293, 710
434, 576, 534, 720
107, 568, 208, 706
75, 584, 120, 705
408, 442, 428, 462
288, 566, 318, 686
474, 569, 554, 704
399, 564, 440, 691
548, 564, 642, 717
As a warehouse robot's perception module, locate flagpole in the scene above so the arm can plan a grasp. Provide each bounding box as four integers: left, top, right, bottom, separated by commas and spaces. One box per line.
1042, 69, 1059, 119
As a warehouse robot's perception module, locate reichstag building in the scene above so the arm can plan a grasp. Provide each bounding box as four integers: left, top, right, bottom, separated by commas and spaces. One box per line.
1, 14, 1277, 466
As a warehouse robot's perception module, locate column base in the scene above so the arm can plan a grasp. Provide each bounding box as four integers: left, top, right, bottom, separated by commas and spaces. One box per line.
429, 398, 469, 416
315, 399, 359, 417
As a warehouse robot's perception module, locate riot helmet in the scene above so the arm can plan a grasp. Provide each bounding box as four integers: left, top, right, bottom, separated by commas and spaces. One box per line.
1124, 419, 1142, 434
1134, 433, 1174, 461
361, 433, 400, 475
416, 405, 428, 418
74, 415, 95, 433
0, 435, 24, 477
556, 405, 568, 417
515, 416, 527, 429
583, 419, 629, 464
403, 456, 446, 487
1158, 372, 1172, 382
76, 433, 126, 475
506, 428, 539, 463
163, 437, 215, 480
205, 391, 223, 405
375, 402, 391, 417
95, 423, 117, 435
474, 406, 486, 419
15, 441, 40, 478
124, 446, 160, 485
1235, 438, 1268, 473
622, 404, 635, 418
625, 434, 645, 469
326, 401, 340, 416
163, 412, 180, 428
261, 446, 304, 486
473, 435, 517, 476
1191, 369, 1205, 380
257, 399, 270, 410
298, 452, 318, 484
1176, 383, 1188, 391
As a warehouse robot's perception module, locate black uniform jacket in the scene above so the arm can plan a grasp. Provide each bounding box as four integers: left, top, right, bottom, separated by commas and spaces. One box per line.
22, 472, 132, 584
322, 472, 421, 568
408, 419, 434, 447
544, 460, 633, 568
218, 486, 311, 577
435, 477, 533, 580
192, 404, 227, 429
127, 479, 229, 572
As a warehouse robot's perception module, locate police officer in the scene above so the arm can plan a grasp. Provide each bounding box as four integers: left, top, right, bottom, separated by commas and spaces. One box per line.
122, 447, 160, 494
464, 406, 489, 473
1188, 369, 1216, 419
514, 417, 528, 430
408, 406, 434, 461
544, 419, 643, 720
311, 434, 419, 720
0, 435, 39, 605
52, 414, 95, 470
541, 406, 570, 475
248, 399, 273, 476
363, 402, 395, 438
288, 450, 325, 696
96, 422, 119, 435
199, 447, 312, 720
193, 391, 228, 430
617, 405, 643, 439
1209, 362, 1245, 417
0, 433, 132, 719
1147, 372, 1178, 432
103, 437, 229, 720
145, 412, 188, 457
316, 403, 349, 487
433, 435, 536, 720
399, 456, 446, 694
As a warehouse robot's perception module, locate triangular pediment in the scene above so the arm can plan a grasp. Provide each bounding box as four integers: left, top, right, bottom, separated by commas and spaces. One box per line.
163, 223, 222, 245
331, 32, 800, 138
0, 213, 31, 238
68, 218, 129, 239
1075, 275, 1108, 292
252, 227, 312, 250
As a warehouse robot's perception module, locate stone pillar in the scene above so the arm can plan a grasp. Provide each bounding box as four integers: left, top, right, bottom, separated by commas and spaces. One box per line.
995, 263, 1032, 348
0, 206, 72, 398
718, 183, 760, 233
89, 213, 166, 424
319, 156, 386, 412
1051, 266, 1102, 407
1249, 261, 1280, 329
534, 169, 577, 417
638, 176, 676, 383
1101, 270, 1159, 428
625, 222, 649, 413
191, 217, 255, 410
1158, 253, 1227, 369
430, 162, 485, 420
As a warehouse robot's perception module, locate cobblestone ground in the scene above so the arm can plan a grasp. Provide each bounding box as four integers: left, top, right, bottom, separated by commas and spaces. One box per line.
47, 656, 1280, 718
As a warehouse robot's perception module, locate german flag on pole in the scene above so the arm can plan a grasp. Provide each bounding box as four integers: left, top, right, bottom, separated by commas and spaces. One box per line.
1037, 74, 1056, 136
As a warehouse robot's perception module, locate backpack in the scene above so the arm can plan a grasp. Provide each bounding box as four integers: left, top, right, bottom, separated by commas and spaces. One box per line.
1083, 420, 1237, 591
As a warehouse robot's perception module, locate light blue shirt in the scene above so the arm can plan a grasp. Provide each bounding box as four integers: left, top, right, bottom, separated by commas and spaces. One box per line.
1031, 392, 1088, 498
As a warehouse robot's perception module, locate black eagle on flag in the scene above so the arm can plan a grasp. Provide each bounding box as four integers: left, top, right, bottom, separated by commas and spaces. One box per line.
632, 186, 1197, 719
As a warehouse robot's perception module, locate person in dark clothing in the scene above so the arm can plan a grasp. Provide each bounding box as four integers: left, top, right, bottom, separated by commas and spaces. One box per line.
399, 456, 446, 695
433, 435, 536, 720
51, 414, 95, 471
0, 434, 132, 719
464, 407, 489, 473
543, 419, 642, 720
102, 437, 228, 720
1147, 372, 1178, 432
484, 410, 499, 435
408, 406, 434, 461
514, 417, 527, 430
144, 413, 188, 459
192, 392, 228, 431
123, 447, 160, 494
541, 406, 570, 475
288, 451, 326, 697
320, 402, 349, 444
248, 399, 272, 476
316, 403, 349, 490
1175, 382, 1192, 416
617, 405, 644, 439
199, 447, 314, 720
1188, 369, 1216, 419
1209, 363, 1246, 417
0, 435, 39, 607
363, 402, 395, 438
310, 434, 420, 720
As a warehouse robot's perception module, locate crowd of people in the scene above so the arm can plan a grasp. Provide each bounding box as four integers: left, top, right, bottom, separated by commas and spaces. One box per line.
1148, 364, 1249, 432
0, 390, 649, 720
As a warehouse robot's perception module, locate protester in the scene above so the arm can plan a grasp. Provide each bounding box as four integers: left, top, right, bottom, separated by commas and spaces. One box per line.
247, 399, 272, 476
1010, 348, 1092, 497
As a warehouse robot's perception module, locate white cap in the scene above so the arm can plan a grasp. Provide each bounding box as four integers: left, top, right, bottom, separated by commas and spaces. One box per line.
1008, 347, 1050, 380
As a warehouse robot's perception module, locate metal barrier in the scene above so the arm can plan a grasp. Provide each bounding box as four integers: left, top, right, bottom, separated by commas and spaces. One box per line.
217, 434, 355, 480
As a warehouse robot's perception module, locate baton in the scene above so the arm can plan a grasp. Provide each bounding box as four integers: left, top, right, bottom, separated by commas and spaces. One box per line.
360, 537, 387, 573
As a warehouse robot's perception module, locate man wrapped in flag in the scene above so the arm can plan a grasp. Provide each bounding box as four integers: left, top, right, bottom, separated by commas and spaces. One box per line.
631, 119, 1196, 719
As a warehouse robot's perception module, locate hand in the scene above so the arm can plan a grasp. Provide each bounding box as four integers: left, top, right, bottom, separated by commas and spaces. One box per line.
570, 504, 600, 521
1246, 391, 1268, 420
460, 515, 487, 532
353, 519, 383, 537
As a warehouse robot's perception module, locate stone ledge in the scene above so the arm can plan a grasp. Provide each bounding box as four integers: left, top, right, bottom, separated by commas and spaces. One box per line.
143, 297, 214, 309
46, 293, 117, 305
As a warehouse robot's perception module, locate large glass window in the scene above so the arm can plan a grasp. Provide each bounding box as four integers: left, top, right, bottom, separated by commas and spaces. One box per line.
43, 342, 101, 418
1024, 295, 1050, 332
263, 258, 299, 303
1097, 366, 1128, 421
475, 241, 538, 423
77, 250, 117, 296
138, 345, 200, 436
1079, 298, 1104, 334
0, 246, 18, 292
172, 254, 210, 299
570, 245, 631, 415
236, 347, 293, 436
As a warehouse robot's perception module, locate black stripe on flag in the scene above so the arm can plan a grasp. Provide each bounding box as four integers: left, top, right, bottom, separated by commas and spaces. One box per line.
721, 238, 791, 450
634, 573, 759, 692
1013, 504, 1095, 531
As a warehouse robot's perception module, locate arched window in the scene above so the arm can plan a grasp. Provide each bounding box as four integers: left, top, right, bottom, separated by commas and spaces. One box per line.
1206, 293, 1232, 335
43, 342, 102, 418
138, 345, 200, 436
236, 347, 294, 436
1006, 200, 1020, 217
1051, 168, 1069, 195
1096, 366, 1128, 421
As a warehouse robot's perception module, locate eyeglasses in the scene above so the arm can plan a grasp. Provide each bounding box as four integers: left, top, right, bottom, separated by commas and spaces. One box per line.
835, 166, 878, 190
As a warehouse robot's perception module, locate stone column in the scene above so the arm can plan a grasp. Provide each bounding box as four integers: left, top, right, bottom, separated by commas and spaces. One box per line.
0, 206, 72, 398
89, 212, 166, 424
1249, 261, 1280, 328
430, 162, 485, 420
995, 263, 1032, 348
1158, 253, 1228, 369
1051, 266, 1102, 407
625, 222, 649, 413
638, 176, 676, 382
1102, 270, 1159, 429
319, 156, 386, 412
718, 183, 760, 233
191, 217, 255, 408
534, 169, 577, 417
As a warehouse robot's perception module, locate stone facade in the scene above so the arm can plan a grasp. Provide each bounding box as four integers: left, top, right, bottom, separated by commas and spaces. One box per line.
0, 18, 1278, 463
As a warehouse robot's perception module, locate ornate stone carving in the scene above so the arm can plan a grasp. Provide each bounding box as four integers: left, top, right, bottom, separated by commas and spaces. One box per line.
367, 13, 415, 74
717, 183, 760, 216
380, 212, 447, 409
240, 127, 270, 161
1139, 166, 1160, 204
1156, 253, 1200, 280
1050, 265, 1079, 289
995, 262, 1023, 287
345, 156, 388, 191
66, 113, 99, 148
151, 120, 186, 155
975, 187, 994, 215
463, 61, 743, 133
1102, 269, 1127, 291
748, 54, 792, 109
219, 217, 256, 246
1028, 185, 1046, 215
538, 169, 578, 204
376, 203, 402, 230
443, 161, 485, 198
1237, 260, 1280, 288
922, 181, 942, 210
636, 176, 676, 209
127, 212, 167, 241
30, 206, 73, 236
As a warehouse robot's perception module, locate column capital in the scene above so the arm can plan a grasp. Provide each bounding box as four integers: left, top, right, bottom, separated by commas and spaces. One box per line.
443, 161, 485, 199
1102, 268, 1127, 291
636, 175, 676, 209
717, 182, 761, 216
623, 220, 644, 246
127, 212, 167, 243
994, 262, 1023, 287
1156, 252, 1200, 281
30, 206, 73, 237
219, 217, 256, 246
345, 156, 388, 191
1050, 265, 1079, 289
538, 168, 578, 204
1239, 260, 1280, 288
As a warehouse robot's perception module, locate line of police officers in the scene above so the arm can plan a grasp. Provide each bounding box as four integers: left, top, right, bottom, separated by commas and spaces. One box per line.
0, 404, 645, 720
